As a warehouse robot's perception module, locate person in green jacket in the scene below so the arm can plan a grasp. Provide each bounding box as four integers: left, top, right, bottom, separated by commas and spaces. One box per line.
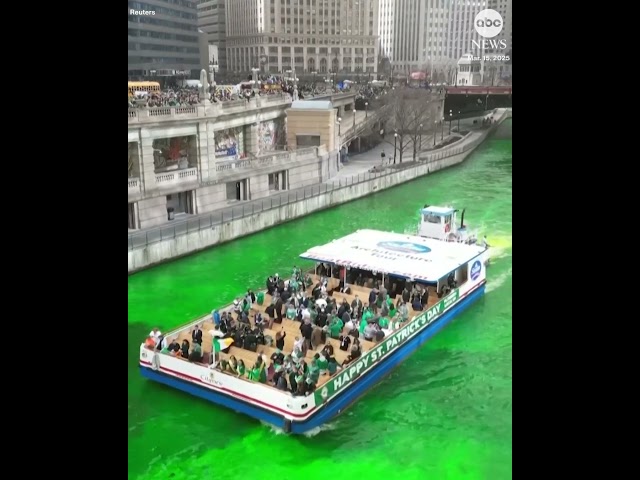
315, 352, 328, 373
378, 316, 390, 329
329, 316, 343, 339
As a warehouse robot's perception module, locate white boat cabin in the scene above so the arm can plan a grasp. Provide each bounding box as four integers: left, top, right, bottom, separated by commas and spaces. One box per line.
418, 205, 476, 244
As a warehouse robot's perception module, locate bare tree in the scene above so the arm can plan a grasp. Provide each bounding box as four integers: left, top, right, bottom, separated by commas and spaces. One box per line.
373, 88, 435, 163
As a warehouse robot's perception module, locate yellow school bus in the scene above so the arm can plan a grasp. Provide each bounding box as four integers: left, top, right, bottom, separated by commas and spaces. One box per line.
128, 81, 161, 98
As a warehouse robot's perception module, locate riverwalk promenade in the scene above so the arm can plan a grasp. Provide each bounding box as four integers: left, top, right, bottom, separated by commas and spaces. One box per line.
128, 109, 511, 272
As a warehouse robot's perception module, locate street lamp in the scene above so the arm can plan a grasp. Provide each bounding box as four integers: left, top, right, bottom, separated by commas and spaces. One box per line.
457, 111, 461, 131
394, 131, 398, 164
419, 123, 423, 151
353, 109, 357, 129
449, 109, 453, 135
434, 121, 437, 146
441, 116, 445, 141
365, 101, 369, 118
337, 116, 342, 136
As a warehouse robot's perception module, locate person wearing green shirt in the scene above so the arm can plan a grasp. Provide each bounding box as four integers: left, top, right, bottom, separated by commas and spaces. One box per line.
359, 317, 368, 334
362, 307, 373, 323
389, 304, 397, 319
315, 353, 328, 373
286, 303, 296, 319
379, 316, 390, 329
290, 278, 299, 292
329, 317, 343, 339
237, 359, 246, 377
307, 360, 320, 384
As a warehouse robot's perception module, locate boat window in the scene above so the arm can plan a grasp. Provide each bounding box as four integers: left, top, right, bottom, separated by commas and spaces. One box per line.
423, 214, 441, 224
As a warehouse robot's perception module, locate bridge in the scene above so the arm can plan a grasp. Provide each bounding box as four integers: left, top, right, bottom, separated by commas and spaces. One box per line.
444, 86, 512, 118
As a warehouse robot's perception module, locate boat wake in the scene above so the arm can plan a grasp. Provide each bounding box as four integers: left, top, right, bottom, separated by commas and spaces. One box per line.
486, 266, 512, 293
302, 422, 337, 437
261, 420, 337, 437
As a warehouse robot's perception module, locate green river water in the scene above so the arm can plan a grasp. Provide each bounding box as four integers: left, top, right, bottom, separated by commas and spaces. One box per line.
128, 120, 512, 480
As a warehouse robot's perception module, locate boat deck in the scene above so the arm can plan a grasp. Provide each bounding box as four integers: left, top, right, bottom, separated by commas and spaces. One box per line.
167, 275, 441, 390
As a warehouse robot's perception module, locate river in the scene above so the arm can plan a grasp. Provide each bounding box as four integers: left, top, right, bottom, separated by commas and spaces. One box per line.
128, 119, 512, 480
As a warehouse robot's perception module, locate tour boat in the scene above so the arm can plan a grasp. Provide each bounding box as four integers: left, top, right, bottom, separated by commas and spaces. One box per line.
139, 227, 487, 434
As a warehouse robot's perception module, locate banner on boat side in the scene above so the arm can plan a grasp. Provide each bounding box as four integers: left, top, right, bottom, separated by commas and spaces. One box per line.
315, 288, 460, 405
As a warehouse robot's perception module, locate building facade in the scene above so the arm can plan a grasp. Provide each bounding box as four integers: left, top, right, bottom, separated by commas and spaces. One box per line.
127, 94, 367, 230
225, 0, 379, 75
378, 0, 485, 79
486, 0, 511, 83
128, 0, 201, 79
197, 0, 227, 71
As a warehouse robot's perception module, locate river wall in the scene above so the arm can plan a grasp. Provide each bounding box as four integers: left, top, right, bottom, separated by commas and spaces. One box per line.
128, 109, 511, 273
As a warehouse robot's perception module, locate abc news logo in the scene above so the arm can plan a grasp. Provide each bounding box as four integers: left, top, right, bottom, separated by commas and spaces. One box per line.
474, 9, 504, 38
472, 8, 508, 50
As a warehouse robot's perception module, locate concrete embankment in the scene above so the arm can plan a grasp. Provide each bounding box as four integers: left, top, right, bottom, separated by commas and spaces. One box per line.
128, 109, 511, 273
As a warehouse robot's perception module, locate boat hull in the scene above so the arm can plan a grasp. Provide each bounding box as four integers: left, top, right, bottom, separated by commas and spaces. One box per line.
140, 282, 485, 434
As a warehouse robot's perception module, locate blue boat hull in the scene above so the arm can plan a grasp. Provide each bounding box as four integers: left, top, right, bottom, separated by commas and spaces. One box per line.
140, 282, 485, 433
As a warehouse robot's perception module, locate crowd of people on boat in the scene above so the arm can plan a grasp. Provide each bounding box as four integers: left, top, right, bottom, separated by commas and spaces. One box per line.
209, 265, 433, 395
142, 263, 436, 395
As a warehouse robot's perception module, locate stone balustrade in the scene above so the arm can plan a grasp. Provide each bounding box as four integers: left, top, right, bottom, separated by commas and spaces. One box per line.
128, 177, 140, 194
128, 95, 293, 124
154, 167, 198, 187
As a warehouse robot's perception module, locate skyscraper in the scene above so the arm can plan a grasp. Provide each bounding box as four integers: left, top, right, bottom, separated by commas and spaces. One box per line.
486, 0, 511, 83
128, 0, 201, 79
197, 0, 227, 71
225, 0, 379, 75
378, 0, 485, 78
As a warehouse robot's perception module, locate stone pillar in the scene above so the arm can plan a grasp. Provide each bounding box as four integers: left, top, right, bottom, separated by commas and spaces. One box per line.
245, 123, 259, 156
198, 119, 214, 183
139, 128, 157, 194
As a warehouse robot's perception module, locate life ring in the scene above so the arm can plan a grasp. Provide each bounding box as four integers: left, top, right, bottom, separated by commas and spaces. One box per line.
444, 224, 451, 233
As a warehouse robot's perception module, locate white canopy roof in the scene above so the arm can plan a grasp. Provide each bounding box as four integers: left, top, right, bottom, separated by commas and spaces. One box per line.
299, 229, 485, 283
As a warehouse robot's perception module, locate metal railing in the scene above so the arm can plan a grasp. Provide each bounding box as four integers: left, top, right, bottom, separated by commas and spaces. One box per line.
128, 122, 498, 252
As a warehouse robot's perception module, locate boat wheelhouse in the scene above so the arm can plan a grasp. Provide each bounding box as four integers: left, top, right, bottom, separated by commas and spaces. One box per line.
139, 229, 487, 434
419, 205, 478, 244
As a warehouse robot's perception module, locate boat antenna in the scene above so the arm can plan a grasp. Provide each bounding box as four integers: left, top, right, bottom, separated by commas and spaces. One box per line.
460, 209, 466, 228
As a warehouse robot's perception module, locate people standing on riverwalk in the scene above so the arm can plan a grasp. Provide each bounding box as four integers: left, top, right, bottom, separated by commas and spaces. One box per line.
380, 150, 385, 164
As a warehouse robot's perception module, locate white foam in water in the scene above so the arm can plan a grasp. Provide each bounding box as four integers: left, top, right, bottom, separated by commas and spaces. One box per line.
261, 420, 337, 437
486, 267, 512, 294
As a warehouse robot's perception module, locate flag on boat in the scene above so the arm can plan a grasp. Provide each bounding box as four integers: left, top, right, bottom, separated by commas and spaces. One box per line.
213, 337, 234, 352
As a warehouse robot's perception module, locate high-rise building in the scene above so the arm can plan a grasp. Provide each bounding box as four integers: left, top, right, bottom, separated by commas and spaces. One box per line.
378, 0, 485, 76
486, 0, 511, 83
225, 0, 379, 75
128, 0, 201, 79
486, 0, 511, 55
197, 0, 227, 71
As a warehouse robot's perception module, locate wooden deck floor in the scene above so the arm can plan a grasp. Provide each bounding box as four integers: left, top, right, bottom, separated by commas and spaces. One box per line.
167, 275, 440, 390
